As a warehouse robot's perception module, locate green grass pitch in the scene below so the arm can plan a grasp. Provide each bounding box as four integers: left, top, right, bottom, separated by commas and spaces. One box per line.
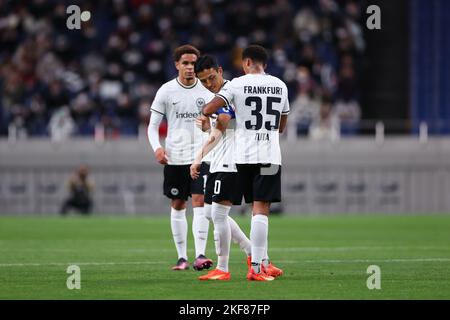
1, 215, 450, 299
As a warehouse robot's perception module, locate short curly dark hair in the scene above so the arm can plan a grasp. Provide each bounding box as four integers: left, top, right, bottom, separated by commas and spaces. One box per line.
173, 44, 201, 62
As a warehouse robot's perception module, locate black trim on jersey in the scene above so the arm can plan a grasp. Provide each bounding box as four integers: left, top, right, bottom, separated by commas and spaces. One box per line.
282, 111, 290, 115
221, 80, 230, 88
175, 78, 198, 89
150, 108, 165, 116
216, 93, 231, 107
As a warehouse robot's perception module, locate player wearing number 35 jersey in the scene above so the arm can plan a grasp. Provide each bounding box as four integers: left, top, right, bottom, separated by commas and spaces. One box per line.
201, 45, 290, 281
216, 74, 289, 167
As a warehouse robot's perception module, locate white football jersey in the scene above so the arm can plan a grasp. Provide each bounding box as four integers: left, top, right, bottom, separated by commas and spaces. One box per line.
209, 81, 237, 173
150, 78, 214, 165
216, 73, 290, 165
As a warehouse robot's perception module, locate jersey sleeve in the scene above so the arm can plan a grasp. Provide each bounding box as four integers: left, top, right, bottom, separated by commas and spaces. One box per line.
150, 86, 167, 116
215, 79, 236, 108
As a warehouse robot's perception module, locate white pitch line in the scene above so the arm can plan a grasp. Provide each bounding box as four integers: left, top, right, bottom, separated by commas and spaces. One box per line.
0, 246, 448, 253
0, 261, 163, 267
299, 258, 450, 264
1, 258, 450, 268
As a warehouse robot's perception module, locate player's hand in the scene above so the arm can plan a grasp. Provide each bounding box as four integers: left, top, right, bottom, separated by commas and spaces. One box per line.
195, 114, 210, 132
155, 147, 168, 165
190, 163, 201, 180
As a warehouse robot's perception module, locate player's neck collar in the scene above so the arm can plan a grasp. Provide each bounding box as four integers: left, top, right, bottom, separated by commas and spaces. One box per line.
220, 79, 229, 89
176, 77, 197, 89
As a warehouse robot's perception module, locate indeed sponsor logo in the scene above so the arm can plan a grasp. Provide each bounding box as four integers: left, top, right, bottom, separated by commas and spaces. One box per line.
176, 111, 201, 119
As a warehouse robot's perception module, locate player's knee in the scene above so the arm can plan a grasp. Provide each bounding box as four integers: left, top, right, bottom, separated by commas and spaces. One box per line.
212, 203, 230, 224
203, 203, 212, 221
191, 194, 204, 207
171, 199, 186, 210
252, 201, 270, 215
212, 212, 227, 224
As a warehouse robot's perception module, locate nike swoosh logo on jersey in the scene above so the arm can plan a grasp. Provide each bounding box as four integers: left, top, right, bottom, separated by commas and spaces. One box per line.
172, 101, 181, 105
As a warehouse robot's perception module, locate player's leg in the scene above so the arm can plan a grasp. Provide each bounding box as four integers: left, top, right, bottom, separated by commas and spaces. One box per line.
199, 172, 234, 280
235, 164, 273, 281
261, 238, 283, 278
228, 216, 251, 257
263, 240, 269, 267
211, 200, 232, 275
164, 165, 190, 270
228, 176, 251, 258
170, 198, 189, 269
191, 162, 212, 270
248, 164, 283, 280
253, 164, 284, 277
250, 201, 270, 274
206, 173, 250, 257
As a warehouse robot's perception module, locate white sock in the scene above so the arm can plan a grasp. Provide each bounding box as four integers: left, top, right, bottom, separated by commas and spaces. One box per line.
229, 216, 251, 256
170, 208, 187, 260
250, 214, 268, 273
262, 245, 270, 267
204, 203, 212, 222
193, 207, 209, 258
212, 203, 231, 272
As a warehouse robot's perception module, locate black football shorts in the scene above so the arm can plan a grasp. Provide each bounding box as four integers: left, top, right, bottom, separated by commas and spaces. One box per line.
236, 164, 281, 203
204, 171, 243, 205
163, 162, 210, 200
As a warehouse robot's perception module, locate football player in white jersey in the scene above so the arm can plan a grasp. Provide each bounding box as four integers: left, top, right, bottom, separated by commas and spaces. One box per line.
147, 45, 214, 271
191, 55, 283, 281
199, 45, 289, 281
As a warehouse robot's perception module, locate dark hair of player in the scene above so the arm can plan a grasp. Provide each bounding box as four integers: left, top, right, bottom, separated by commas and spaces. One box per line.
242, 45, 268, 65
194, 55, 219, 74
173, 44, 201, 62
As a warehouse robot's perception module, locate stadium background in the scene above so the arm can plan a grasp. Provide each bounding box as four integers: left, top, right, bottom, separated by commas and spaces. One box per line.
1, 0, 450, 301
1, 0, 449, 215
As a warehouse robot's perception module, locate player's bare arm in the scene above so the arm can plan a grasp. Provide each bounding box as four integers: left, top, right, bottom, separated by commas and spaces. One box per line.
279, 115, 288, 134
190, 114, 231, 179
201, 96, 226, 117
155, 147, 168, 165
195, 114, 211, 132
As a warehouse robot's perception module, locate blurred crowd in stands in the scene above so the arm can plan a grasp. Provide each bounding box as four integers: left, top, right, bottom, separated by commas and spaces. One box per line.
0, 0, 364, 140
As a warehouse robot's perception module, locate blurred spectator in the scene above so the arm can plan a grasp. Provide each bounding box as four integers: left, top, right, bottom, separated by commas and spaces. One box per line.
334, 98, 361, 135
60, 165, 95, 216
48, 105, 75, 141
308, 97, 340, 141
0, 0, 365, 138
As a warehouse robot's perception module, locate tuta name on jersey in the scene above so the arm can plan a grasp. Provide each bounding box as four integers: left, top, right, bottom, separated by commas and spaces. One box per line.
244, 86, 283, 95
255, 132, 270, 141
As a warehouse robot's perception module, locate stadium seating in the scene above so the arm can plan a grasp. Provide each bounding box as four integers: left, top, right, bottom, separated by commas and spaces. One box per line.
0, 0, 365, 139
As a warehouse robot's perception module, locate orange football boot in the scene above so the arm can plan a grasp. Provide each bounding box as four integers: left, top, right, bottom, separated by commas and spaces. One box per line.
198, 268, 231, 281
247, 267, 275, 281
247, 256, 283, 278
262, 262, 284, 278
